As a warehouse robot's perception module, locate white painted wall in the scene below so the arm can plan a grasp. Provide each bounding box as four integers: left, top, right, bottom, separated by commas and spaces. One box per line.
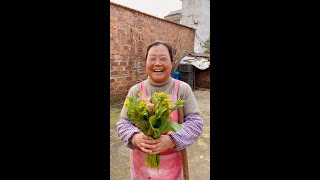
180, 0, 210, 53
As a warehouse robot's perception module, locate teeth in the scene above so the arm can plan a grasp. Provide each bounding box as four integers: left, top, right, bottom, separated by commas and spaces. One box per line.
153, 70, 163, 72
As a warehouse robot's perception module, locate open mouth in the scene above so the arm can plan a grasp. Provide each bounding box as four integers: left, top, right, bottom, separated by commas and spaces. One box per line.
153, 70, 164, 72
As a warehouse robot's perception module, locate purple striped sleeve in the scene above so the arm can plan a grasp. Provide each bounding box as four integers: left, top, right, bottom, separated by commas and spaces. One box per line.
117, 118, 142, 149
167, 113, 204, 151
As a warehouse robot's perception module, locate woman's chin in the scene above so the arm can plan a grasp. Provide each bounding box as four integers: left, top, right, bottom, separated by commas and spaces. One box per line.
152, 78, 164, 83
150, 76, 168, 83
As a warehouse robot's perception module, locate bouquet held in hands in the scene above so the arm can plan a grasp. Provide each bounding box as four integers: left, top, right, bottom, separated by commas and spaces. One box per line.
124, 91, 185, 170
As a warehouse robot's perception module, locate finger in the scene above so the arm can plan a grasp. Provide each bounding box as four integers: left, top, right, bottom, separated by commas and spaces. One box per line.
149, 144, 162, 151
152, 146, 171, 155
154, 138, 163, 144
140, 146, 152, 154
142, 139, 157, 145
141, 143, 156, 149
142, 135, 153, 140
150, 150, 160, 155
139, 142, 153, 150
156, 135, 170, 143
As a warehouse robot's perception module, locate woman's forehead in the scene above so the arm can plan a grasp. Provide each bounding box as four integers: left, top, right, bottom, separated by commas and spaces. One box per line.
147, 53, 169, 57
148, 48, 169, 56
148, 44, 169, 52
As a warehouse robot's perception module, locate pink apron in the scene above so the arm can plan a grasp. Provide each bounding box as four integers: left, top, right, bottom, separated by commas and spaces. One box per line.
130, 80, 183, 180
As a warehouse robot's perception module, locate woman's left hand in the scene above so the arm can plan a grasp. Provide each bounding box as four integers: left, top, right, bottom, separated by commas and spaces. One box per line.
149, 135, 175, 154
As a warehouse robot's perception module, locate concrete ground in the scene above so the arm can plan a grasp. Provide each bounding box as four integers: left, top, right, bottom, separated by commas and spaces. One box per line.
110, 89, 210, 180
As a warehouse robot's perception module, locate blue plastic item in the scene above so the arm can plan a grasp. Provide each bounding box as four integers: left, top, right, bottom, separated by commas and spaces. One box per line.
172, 71, 180, 80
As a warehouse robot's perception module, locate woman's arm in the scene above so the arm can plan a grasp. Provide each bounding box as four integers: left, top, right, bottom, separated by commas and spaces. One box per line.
167, 113, 204, 151
116, 84, 142, 149
117, 118, 141, 149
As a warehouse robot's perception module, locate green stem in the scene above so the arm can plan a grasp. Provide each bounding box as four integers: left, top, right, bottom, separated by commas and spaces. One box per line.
146, 154, 160, 171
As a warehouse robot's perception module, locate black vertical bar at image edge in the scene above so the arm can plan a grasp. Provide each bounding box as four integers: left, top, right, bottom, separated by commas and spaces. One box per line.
210, 1, 298, 178
2, 0, 111, 179
211, 0, 220, 179
102, 2, 111, 179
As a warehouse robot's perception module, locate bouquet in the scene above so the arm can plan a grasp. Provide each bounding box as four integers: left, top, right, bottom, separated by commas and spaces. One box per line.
124, 91, 185, 171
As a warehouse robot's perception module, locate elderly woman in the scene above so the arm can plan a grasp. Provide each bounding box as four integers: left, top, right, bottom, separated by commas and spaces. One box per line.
117, 41, 203, 179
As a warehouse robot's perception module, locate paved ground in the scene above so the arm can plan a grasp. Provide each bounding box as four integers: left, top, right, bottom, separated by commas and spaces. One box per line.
110, 89, 210, 180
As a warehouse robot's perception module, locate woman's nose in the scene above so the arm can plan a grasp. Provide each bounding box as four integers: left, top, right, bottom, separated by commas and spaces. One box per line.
154, 59, 162, 66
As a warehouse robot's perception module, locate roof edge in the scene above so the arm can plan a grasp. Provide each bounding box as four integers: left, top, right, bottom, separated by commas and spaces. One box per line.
110, 2, 196, 30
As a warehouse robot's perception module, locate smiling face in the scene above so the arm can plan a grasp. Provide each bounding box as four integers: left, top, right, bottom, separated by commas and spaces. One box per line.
146, 44, 173, 83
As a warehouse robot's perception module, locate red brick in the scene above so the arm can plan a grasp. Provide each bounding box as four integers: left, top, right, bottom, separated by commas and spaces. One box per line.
116, 77, 124, 81
111, 71, 119, 76
125, 66, 132, 70
120, 71, 128, 75
116, 86, 124, 91
120, 61, 128, 66
113, 53, 122, 59
111, 61, 118, 66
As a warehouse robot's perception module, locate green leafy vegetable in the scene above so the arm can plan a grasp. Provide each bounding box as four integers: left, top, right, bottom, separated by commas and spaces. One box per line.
124, 91, 185, 170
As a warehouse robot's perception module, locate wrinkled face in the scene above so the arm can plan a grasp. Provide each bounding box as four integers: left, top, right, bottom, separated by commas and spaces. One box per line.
146, 44, 172, 83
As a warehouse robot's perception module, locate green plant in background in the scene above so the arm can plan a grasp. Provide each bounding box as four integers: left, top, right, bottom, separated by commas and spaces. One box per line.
202, 36, 210, 54
124, 91, 185, 171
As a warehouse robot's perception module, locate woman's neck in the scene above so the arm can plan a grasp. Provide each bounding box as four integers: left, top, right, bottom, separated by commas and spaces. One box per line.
147, 76, 173, 87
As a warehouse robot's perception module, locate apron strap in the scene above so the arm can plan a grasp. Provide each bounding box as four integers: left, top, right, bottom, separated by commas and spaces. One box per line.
174, 79, 180, 100
139, 81, 147, 98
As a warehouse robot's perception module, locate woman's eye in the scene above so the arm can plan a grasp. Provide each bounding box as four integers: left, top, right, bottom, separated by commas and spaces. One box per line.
148, 58, 156, 61
160, 58, 167, 61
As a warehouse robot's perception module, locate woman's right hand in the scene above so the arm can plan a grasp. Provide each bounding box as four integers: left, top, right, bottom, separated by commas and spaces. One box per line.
131, 132, 156, 154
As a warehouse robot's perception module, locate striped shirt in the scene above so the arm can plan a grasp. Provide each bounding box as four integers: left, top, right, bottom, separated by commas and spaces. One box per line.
117, 113, 203, 151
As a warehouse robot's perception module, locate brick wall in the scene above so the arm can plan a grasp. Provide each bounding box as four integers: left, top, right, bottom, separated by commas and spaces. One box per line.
110, 2, 195, 103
